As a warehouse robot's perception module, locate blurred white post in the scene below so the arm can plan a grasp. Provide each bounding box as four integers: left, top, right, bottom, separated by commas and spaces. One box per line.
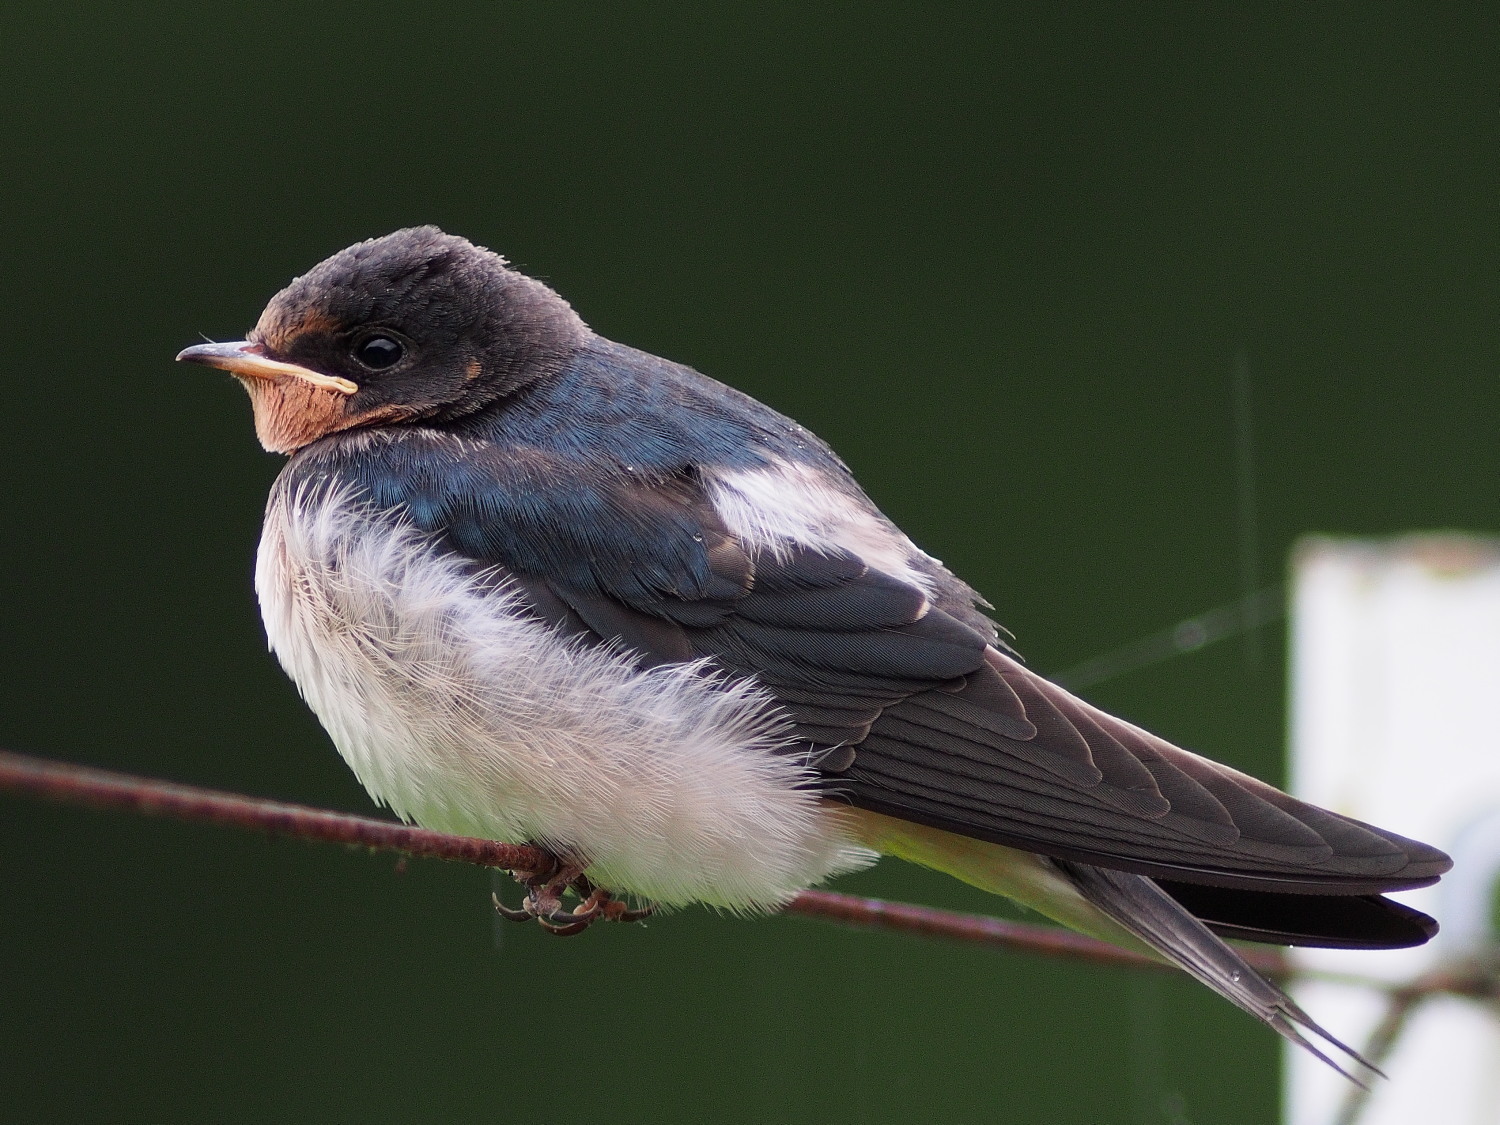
1286, 535, 1500, 1125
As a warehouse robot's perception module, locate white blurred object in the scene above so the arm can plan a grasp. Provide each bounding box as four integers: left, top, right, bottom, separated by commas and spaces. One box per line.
1286, 534, 1500, 1125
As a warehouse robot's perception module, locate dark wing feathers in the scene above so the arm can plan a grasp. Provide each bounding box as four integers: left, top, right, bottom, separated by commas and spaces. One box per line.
904, 678, 1036, 741
1155, 880, 1439, 949
730, 572, 927, 630
547, 580, 697, 665
843, 649, 1446, 893
324, 430, 1449, 947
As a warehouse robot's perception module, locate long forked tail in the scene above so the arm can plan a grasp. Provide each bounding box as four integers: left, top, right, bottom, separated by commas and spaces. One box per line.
1056, 859, 1376, 1085
849, 809, 1380, 1084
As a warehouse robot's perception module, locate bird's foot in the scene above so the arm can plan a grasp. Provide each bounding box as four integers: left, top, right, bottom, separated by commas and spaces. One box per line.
492, 854, 652, 937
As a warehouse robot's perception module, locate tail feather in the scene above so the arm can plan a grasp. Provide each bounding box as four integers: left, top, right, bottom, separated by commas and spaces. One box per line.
850, 807, 1379, 1085
1056, 859, 1376, 1085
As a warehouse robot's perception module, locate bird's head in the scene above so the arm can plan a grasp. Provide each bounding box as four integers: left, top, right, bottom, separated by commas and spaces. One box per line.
177, 226, 587, 453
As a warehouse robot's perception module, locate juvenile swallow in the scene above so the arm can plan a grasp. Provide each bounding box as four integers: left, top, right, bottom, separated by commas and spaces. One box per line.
179, 227, 1449, 1075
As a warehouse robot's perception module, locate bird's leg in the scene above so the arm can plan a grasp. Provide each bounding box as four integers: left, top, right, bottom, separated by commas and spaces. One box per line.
490, 851, 653, 936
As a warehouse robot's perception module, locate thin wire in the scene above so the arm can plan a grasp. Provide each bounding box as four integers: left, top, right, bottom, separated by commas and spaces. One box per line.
1051, 585, 1285, 693
1129, 973, 1167, 1124
1232, 350, 1262, 668
490, 868, 508, 954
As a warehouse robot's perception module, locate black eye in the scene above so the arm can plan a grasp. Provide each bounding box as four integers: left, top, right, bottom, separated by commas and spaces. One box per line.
354, 335, 404, 370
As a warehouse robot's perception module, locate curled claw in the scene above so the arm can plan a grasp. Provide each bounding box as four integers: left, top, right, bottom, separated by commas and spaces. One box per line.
545, 886, 610, 925
491, 891, 535, 923
536, 917, 592, 937
534, 905, 595, 927
604, 902, 654, 923
540, 895, 650, 934
490, 852, 650, 934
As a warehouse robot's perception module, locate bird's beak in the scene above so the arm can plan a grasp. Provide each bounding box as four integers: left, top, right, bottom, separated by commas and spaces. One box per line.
175, 341, 359, 395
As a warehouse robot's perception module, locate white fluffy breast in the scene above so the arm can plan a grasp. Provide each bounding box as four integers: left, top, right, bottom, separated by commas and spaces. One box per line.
255, 482, 873, 911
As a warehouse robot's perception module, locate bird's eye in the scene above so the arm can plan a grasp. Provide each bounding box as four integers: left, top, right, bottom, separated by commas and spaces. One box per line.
354, 335, 404, 370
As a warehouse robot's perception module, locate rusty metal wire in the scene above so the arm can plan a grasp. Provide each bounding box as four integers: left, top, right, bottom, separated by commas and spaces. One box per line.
4, 745, 1493, 1051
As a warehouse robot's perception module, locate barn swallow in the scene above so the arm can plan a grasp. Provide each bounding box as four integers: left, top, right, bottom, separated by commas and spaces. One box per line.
179, 227, 1449, 1076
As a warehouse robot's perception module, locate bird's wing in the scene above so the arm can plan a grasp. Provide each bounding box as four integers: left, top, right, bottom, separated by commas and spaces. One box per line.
847, 647, 1449, 895
333, 433, 1450, 904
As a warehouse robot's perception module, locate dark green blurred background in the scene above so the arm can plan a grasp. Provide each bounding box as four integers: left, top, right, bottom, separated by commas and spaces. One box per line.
0, 5, 1493, 1122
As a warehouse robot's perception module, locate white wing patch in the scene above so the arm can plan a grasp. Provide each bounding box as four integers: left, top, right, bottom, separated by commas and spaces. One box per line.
709, 461, 941, 598
256, 483, 873, 911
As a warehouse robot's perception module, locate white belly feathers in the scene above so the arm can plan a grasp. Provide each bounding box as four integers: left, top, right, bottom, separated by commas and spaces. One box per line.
254, 482, 873, 911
